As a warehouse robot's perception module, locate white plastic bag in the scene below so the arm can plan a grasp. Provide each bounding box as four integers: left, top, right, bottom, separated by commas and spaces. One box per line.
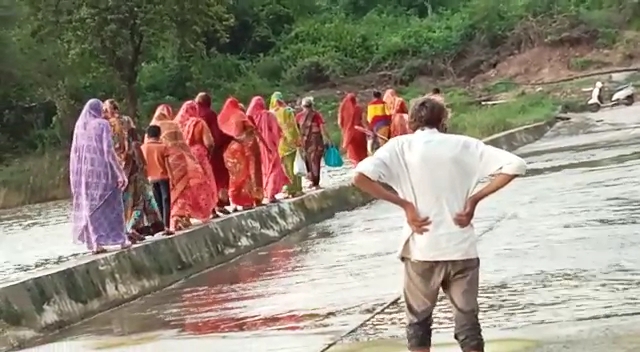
293, 149, 307, 176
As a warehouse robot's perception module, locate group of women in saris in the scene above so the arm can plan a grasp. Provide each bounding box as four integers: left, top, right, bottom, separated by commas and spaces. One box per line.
103, 99, 164, 245
73, 87, 431, 254
337, 89, 411, 166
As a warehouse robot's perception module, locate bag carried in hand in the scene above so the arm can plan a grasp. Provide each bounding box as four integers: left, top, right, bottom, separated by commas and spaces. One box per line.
293, 149, 307, 176
323, 145, 343, 167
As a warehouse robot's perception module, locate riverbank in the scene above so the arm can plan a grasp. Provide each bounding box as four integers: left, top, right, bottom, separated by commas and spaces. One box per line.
0, 88, 559, 209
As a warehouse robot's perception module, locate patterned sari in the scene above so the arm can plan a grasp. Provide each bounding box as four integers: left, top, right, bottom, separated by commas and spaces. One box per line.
149, 105, 215, 230
270, 92, 303, 197
366, 98, 391, 154
218, 97, 263, 208
174, 101, 218, 217
127, 133, 163, 235
196, 94, 233, 208
70, 99, 128, 252
247, 96, 290, 200
384, 90, 410, 138
295, 108, 325, 188
338, 93, 368, 166
108, 114, 161, 239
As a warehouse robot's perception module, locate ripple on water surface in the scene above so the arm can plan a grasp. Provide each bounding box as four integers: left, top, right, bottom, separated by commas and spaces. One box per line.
0, 162, 354, 285
16, 107, 640, 351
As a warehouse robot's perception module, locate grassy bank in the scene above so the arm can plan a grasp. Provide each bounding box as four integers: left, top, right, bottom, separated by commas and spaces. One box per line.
0, 86, 558, 209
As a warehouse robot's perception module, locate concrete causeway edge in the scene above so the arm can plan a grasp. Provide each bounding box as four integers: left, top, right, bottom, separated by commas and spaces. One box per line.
0, 115, 560, 351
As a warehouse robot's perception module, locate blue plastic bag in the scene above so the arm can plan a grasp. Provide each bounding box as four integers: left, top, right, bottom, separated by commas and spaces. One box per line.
324, 145, 344, 167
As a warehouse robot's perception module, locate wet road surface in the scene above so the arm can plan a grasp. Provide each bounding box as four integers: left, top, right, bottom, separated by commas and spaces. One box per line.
0, 166, 351, 286
10, 106, 640, 351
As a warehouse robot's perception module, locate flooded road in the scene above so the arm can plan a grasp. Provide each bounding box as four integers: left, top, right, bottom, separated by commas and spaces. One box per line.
11, 106, 640, 351
0, 166, 352, 286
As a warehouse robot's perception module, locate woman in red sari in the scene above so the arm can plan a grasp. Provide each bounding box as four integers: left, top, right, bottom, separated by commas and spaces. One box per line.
148, 105, 215, 230
383, 89, 410, 138
195, 92, 233, 215
247, 96, 290, 202
338, 93, 368, 166
218, 97, 264, 211
174, 101, 218, 216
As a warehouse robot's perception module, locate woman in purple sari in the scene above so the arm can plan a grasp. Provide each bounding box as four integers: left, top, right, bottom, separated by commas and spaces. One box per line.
70, 99, 131, 254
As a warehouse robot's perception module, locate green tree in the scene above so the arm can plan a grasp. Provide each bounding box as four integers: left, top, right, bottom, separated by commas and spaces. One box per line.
22, 0, 233, 118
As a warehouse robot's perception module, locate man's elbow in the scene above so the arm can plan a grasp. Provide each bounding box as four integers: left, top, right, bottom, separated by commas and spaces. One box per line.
352, 172, 368, 188
503, 158, 527, 176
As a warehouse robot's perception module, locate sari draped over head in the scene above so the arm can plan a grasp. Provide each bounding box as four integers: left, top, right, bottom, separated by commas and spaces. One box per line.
108, 111, 161, 235
247, 96, 290, 200
269, 91, 302, 196
389, 98, 410, 138
269, 91, 285, 111
174, 100, 218, 210
218, 97, 263, 207
338, 93, 368, 166
149, 104, 214, 228
295, 98, 325, 188
383, 89, 399, 115
366, 97, 391, 154
70, 99, 127, 250
196, 93, 233, 195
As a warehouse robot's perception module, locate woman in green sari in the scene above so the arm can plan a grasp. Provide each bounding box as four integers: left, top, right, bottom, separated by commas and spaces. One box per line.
270, 92, 303, 197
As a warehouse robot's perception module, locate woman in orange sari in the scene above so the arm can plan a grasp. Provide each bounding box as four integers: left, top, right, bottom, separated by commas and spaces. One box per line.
149, 105, 215, 230
218, 97, 264, 211
338, 93, 368, 166
247, 96, 290, 202
174, 101, 218, 216
383, 89, 410, 138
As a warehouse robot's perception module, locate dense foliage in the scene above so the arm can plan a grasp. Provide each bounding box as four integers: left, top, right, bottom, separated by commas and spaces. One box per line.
0, 0, 638, 159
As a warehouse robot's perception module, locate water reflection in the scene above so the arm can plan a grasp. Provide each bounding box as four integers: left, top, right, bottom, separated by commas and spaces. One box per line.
0, 162, 353, 286
16, 106, 640, 351
179, 241, 306, 335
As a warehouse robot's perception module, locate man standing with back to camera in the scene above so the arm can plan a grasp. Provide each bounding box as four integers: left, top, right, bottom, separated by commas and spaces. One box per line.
352, 97, 526, 352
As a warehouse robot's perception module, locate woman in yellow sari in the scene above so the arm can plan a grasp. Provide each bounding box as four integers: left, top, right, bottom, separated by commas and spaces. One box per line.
270, 92, 303, 198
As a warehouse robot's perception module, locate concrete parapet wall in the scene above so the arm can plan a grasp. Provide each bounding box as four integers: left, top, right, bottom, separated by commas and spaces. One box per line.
0, 185, 370, 350
0, 115, 560, 351
482, 118, 557, 149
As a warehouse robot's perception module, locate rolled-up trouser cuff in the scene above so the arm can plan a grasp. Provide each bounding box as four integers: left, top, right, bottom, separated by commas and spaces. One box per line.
406, 316, 433, 350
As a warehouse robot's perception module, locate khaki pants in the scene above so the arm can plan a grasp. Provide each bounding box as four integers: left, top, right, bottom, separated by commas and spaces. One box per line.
403, 258, 484, 352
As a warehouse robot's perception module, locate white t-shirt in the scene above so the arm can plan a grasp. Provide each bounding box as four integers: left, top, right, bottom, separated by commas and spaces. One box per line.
354, 128, 527, 261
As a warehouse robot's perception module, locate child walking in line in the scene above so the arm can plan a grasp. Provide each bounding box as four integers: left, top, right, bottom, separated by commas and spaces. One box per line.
141, 125, 173, 235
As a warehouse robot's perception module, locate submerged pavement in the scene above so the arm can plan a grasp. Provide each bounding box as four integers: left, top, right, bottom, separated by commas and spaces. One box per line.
0, 167, 352, 287
7, 106, 640, 351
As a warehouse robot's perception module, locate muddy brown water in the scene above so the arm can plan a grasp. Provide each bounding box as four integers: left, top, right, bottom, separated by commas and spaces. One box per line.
7, 106, 640, 351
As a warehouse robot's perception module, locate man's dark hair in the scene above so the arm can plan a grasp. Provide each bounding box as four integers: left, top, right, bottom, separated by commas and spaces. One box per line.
373, 90, 382, 99
146, 125, 161, 139
408, 97, 448, 132
431, 87, 441, 94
